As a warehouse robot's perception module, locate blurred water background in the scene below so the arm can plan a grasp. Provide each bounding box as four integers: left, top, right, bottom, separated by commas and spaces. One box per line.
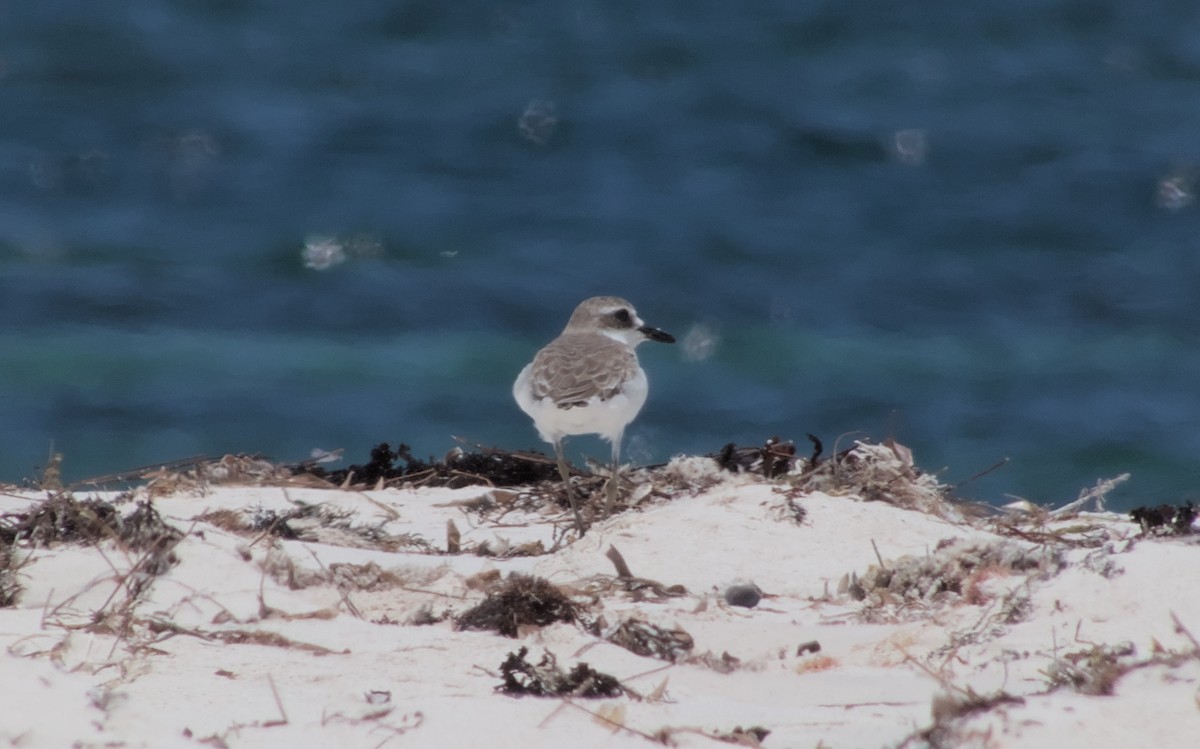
3, 1, 1200, 510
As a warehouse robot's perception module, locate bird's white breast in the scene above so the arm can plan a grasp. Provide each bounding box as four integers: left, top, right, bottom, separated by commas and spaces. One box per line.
513, 363, 648, 445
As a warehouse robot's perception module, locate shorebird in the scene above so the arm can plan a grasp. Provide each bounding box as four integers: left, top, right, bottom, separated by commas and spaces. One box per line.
513, 296, 675, 532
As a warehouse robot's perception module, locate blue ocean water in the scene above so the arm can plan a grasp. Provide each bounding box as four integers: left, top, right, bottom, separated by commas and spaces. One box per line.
3, 1, 1199, 510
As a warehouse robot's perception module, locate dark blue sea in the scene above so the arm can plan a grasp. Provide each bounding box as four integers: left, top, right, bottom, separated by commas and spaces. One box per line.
3, 1, 1199, 511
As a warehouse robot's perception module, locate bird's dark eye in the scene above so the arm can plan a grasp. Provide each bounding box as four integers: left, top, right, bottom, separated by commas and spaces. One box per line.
613, 308, 632, 326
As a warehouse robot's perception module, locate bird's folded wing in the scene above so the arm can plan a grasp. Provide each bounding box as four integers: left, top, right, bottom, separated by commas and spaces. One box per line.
529, 336, 637, 407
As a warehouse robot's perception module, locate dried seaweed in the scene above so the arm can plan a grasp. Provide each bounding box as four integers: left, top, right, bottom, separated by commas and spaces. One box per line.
1041, 620, 1200, 701
4, 493, 122, 547
904, 690, 1025, 749
298, 442, 559, 489
1130, 502, 1197, 536
798, 439, 960, 518
60, 454, 305, 497
0, 540, 19, 607
712, 726, 771, 746
1, 493, 182, 574
0, 494, 184, 629
308, 443, 422, 487
716, 436, 804, 478
714, 436, 967, 520
456, 575, 577, 637
598, 545, 689, 602
1044, 642, 1136, 696
496, 647, 627, 698
653, 723, 771, 747
407, 606, 450, 626
606, 618, 694, 662
686, 650, 743, 674
231, 504, 434, 553
120, 501, 185, 574
143, 618, 344, 655
326, 561, 408, 591
844, 539, 1063, 619
630, 457, 720, 498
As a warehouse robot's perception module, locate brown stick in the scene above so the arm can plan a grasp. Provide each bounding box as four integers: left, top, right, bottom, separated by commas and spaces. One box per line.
606, 545, 634, 579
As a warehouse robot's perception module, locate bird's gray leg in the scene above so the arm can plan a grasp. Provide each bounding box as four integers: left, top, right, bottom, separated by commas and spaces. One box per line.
555, 439, 585, 534
603, 433, 622, 517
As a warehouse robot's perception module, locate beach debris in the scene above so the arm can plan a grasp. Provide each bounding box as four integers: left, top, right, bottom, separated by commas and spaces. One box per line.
802, 439, 958, 517
143, 619, 344, 656
723, 584, 762, 609
364, 689, 391, 705
0, 492, 184, 629
119, 501, 186, 574
301, 442, 560, 489
759, 437, 796, 479
64, 441, 561, 494
407, 606, 450, 626
843, 539, 1063, 618
606, 618, 695, 662
456, 574, 577, 638
326, 561, 408, 592
712, 726, 771, 746
606, 545, 635, 578
1001, 498, 1039, 516
186, 454, 296, 486
64, 453, 315, 495
716, 435, 806, 478
1, 492, 182, 569
39, 452, 64, 490
472, 537, 547, 558
201, 503, 435, 553
0, 540, 19, 607
648, 455, 731, 496
1130, 502, 1197, 536
909, 690, 1026, 749
780, 489, 807, 524
496, 646, 628, 698
1044, 642, 1137, 696
687, 650, 744, 674
600, 545, 688, 601
651, 724, 771, 747
989, 511, 1119, 550
4, 492, 122, 547
713, 435, 964, 519
1049, 474, 1130, 517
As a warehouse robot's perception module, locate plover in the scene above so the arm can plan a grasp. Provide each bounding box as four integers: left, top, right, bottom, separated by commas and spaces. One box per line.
513, 296, 675, 531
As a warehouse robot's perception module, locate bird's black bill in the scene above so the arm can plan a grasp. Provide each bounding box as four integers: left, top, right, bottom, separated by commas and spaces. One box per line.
640, 326, 676, 343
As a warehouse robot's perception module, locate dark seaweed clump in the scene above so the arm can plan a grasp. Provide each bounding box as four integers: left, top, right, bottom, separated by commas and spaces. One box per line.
456, 575, 576, 638
0, 542, 18, 607
0, 493, 184, 600
497, 647, 626, 698
2, 493, 182, 553
299, 442, 559, 488
1130, 502, 1197, 535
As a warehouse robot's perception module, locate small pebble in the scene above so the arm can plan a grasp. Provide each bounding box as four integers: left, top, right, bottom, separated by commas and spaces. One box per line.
723, 584, 762, 608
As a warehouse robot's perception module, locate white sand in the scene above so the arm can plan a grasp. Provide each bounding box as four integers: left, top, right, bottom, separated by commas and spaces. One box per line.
1, 461, 1198, 748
